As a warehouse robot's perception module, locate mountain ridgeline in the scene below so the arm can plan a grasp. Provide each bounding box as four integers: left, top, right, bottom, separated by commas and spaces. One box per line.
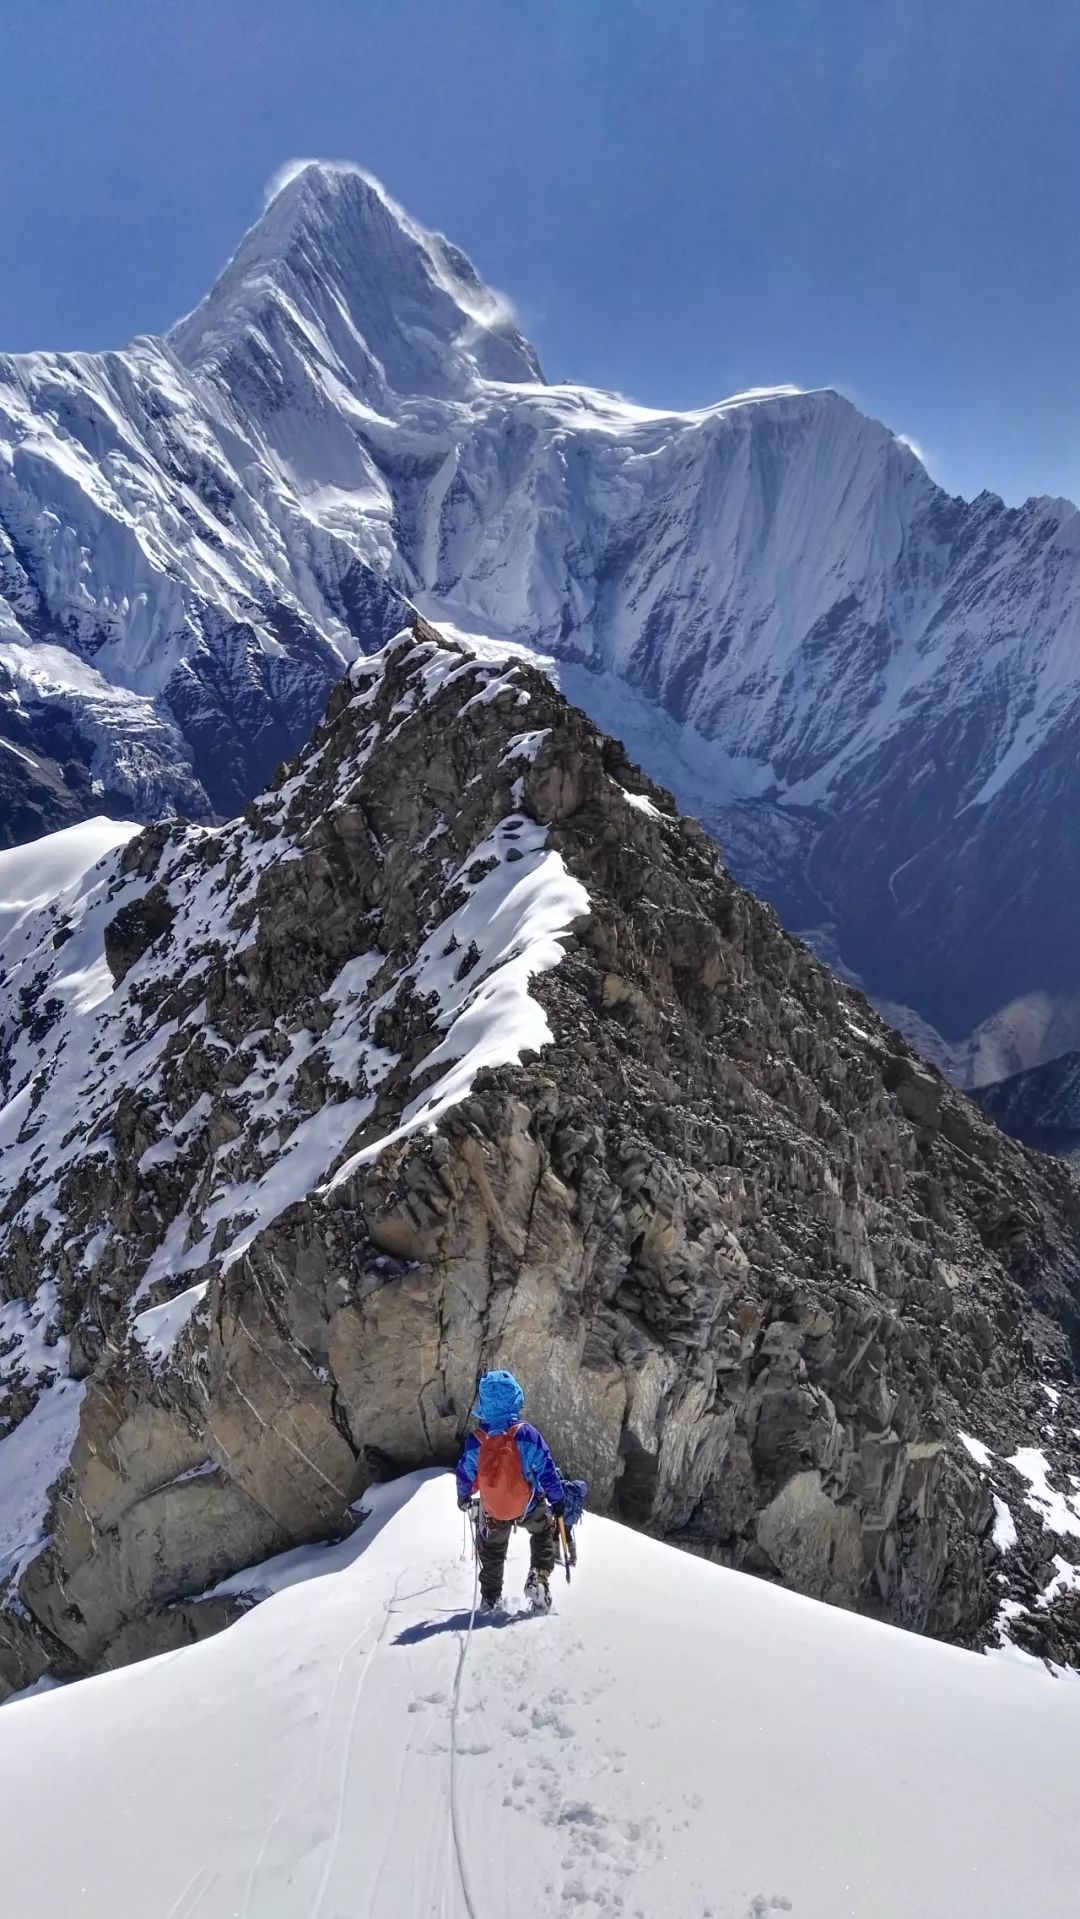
0, 621, 1078, 1695
4, 163, 1080, 1093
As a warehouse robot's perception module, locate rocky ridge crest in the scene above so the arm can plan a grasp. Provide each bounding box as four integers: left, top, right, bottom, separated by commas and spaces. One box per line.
1, 620, 1078, 1693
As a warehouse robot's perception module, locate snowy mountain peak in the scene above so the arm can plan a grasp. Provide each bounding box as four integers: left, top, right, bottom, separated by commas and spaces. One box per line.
169, 159, 544, 399
7, 162, 1080, 1102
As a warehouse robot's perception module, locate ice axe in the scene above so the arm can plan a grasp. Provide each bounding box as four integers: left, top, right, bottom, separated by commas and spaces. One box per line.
556, 1513, 573, 1584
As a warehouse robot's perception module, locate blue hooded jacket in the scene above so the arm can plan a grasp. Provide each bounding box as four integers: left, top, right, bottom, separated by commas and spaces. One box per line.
455, 1370, 565, 1513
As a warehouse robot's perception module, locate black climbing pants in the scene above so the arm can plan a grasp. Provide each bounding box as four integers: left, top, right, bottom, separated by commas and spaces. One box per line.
477, 1501, 556, 1603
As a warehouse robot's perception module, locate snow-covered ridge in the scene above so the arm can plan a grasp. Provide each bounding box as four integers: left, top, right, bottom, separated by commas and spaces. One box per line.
0, 627, 586, 1320
0, 815, 139, 940
0, 1473, 1076, 1919
0, 623, 602, 1677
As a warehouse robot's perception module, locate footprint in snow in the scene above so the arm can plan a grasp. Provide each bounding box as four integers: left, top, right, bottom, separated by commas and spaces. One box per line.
559, 1878, 625, 1911
743, 1899, 793, 1916
530, 1702, 575, 1738
406, 1688, 449, 1715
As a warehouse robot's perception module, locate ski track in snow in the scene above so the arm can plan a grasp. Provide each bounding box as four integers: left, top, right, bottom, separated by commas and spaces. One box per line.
310, 1585, 402, 1919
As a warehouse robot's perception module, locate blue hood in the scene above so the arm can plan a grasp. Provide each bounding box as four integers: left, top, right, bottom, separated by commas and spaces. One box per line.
474, 1369, 525, 1434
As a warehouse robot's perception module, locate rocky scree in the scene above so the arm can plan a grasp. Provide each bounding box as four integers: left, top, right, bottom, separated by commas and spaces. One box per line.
0, 619, 1078, 1695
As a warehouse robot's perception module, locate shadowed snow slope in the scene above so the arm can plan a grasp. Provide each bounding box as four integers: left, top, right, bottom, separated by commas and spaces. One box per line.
0, 1471, 1077, 1919
977, 1049, 1080, 1161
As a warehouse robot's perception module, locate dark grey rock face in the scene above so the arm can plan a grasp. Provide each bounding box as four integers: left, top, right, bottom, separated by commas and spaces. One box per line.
1, 620, 1078, 1694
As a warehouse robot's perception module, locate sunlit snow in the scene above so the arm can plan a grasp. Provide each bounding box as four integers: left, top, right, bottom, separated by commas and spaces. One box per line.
0, 1473, 1075, 1918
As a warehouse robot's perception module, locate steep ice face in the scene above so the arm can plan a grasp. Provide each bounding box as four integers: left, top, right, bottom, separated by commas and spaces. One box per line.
411, 383, 942, 748
977, 1049, 1080, 1158
404, 381, 1080, 1068
169, 162, 544, 400
0, 313, 406, 832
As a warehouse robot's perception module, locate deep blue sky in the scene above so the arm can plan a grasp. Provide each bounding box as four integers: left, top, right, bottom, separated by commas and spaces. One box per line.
2, 0, 1078, 505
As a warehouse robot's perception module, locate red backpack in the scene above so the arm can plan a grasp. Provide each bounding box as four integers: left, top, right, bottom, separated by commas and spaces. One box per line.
476, 1423, 531, 1520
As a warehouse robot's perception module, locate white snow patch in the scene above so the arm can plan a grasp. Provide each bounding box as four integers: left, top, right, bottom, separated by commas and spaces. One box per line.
1040, 1555, 1080, 1606
170, 1459, 217, 1486
131, 1282, 208, 1368
0, 1282, 67, 1391
326, 819, 589, 1192
1007, 1446, 1080, 1539
992, 1494, 1018, 1553
499, 727, 549, 765
0, 737, 37, 768
0, 1377, 85, 1587
618, 784, 662, 817
958, 1430, 994, 1468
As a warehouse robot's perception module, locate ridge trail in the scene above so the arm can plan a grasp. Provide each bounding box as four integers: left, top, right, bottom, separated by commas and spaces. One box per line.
1, 1472, 1074, 1917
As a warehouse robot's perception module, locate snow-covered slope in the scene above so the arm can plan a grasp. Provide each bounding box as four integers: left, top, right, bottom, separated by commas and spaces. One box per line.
5, 158, 1080, 1078
977, 1050, 1080, 1161
0, 814, 139, 939
0, 1470, 1077, 1919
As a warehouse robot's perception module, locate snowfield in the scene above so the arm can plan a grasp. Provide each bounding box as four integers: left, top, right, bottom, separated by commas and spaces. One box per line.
0, 814, 139, 940
0, 1471, 1076, 1919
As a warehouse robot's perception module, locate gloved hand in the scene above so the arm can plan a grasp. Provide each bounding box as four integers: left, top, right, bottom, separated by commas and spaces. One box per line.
550, 1499, 566, 1522
457, 1494, 474, 1512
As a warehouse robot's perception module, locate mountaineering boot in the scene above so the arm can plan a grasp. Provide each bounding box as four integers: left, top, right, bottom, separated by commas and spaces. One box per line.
479, 1593, 503, 1615
524, 1569, 552, 1614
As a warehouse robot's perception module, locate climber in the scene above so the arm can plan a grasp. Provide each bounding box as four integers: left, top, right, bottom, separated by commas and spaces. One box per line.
455, 1369, 567, 1614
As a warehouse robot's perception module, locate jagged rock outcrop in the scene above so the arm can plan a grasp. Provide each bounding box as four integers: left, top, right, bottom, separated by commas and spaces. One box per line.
1, 619, 1078, 1695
